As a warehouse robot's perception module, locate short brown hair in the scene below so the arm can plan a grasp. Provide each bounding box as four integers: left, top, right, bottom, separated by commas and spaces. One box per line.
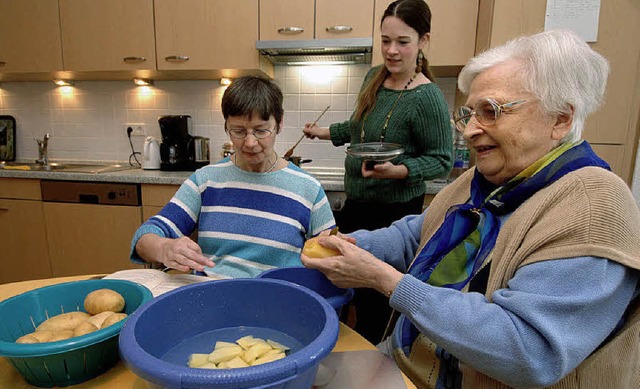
221, 76, 284, 131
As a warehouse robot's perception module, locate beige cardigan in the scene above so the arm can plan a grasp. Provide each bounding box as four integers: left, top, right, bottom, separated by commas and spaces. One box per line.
404, 167, 640, 389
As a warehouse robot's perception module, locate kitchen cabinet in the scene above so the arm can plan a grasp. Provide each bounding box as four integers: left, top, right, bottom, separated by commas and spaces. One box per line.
260, 0, 374, 40
372, 0, 479, 70
59, 0, 156, 72
0, 0, 63, 73
141, 184, 178, 221
43, 202, 143, 277
475, 0, 640, 182
0, 178, 52, 284
155, 0, 266, 73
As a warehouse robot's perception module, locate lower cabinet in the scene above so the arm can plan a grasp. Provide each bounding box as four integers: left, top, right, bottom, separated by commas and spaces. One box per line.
0, 198, 52, 284
43, 202, 143, 277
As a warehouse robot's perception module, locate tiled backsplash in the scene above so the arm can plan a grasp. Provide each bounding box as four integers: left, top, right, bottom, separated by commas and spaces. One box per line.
0, 64, 457, 169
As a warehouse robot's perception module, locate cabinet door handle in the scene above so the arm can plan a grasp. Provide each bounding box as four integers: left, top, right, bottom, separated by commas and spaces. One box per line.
123, 56, 147, 64
0, 61, 6, 67
277, 26, 304, 35
0, 207, 9, 211
326, 25, 353, 33
164, 55, 190, 63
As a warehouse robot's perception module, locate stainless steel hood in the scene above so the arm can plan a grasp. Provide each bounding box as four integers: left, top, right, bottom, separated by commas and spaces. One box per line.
256, 38, 372, 65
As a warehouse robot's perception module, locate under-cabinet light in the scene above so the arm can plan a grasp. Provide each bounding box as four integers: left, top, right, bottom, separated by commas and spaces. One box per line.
220, 78, 232, 86
53, 79, 74, 87
133, 78, 154, 86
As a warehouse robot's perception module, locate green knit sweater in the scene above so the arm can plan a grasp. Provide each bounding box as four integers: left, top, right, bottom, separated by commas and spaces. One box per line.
329, 66, 452, 203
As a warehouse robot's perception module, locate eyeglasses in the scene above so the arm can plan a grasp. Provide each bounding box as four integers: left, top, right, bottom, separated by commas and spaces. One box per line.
226, 127, 275, 139
453, 98, 529, 132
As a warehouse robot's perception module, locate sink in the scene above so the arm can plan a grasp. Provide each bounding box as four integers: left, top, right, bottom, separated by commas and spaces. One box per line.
0, 161, 137, 173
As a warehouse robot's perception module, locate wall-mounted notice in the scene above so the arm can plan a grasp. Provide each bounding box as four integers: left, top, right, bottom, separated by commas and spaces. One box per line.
544, 0, 601, 42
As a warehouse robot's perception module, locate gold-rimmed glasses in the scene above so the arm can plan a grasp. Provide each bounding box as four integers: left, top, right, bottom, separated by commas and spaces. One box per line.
226, 126, 275, 139
453, 98, 530, 132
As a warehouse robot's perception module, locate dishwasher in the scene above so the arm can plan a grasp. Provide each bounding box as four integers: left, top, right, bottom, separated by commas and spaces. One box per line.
41, 180, 143, 277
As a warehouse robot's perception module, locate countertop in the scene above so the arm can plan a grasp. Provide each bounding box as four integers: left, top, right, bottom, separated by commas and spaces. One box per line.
0, 162, 447, 194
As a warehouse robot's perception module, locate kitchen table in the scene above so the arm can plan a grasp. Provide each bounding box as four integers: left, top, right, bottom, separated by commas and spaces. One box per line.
0, 275, 416, 388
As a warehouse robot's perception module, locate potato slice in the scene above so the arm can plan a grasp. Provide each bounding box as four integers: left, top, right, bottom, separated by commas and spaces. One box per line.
242, 342, 273, 364
252, 351, 286, 366
199, 362, 219, 369
236, 335, 260, 350
208, 345, 243, 364
225, 356, 250, 369
267, 339, 290, 351
188, 353, 210, 368
214, 341, 238, 349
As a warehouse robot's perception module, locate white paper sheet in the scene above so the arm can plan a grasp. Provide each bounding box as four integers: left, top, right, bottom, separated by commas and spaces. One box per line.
544, 0, 601, 42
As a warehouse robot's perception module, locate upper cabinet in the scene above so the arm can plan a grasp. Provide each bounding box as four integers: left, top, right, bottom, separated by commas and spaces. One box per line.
260, 0, 374, 40
0, 0, 63, 73
372, 0, 478, 68
155, 0, 262, 71
59, 0, 156, 72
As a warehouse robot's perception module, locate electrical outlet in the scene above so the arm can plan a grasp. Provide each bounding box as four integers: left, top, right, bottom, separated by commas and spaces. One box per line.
126, 124, 145, 137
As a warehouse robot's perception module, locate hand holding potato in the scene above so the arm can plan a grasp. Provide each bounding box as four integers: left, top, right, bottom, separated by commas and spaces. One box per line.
301, 235, 403, 296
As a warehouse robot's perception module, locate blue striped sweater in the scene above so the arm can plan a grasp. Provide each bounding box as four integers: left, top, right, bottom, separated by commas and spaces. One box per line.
130, 158, 336, 278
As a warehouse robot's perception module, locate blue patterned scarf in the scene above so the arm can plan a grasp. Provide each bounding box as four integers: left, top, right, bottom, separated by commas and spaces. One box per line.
399, 140, 610, 351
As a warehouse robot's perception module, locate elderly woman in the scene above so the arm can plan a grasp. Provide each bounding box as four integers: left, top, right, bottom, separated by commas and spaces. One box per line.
301, 29, 640, 388
132, 76, 335, 278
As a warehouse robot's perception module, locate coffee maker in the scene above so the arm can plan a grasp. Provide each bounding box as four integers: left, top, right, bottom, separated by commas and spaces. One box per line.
158, 115, 193, 171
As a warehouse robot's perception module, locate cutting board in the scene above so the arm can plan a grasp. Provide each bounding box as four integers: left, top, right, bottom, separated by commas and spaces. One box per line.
0, 115, 16, 161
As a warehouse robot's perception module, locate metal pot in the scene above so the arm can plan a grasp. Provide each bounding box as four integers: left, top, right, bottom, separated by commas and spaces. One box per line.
286, 155, 312, 166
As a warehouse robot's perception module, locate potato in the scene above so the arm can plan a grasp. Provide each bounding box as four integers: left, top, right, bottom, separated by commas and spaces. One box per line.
84, 289, 125, 315
49, 330, 74, 342
302, 237, 340, 258
189, 336, 289, 369
73, 321, 99, 337
100, 312, 128, 329
36, 312, 91, 332
30, 330, 56, 343
16, 334, 40, 344
86, 311, 115, 328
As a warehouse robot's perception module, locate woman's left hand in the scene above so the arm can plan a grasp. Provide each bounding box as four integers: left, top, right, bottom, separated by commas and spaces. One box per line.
361, 161, 408, 179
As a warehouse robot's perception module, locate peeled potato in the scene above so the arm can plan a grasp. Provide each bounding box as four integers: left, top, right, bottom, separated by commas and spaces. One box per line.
73, 321, 99, 337
36, 312, 91, 332
84, 289, 125, 315
189, 336, 289, 369
100, 313, 128, 329
302, 237, 340, 258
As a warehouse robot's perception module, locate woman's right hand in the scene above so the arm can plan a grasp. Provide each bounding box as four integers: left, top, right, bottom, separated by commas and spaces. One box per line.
303, 123, 331, 140
137, 234, 215, 272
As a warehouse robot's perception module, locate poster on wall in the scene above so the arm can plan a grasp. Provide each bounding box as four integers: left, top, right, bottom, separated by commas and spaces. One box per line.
544, 0, 601, 42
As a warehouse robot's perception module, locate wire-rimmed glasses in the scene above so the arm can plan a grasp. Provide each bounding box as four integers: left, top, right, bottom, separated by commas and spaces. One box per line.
226, 127, 274, 139
453, 98, 529, 132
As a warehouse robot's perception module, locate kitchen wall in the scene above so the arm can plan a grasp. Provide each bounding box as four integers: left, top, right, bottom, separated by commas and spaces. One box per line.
0, 64, 457, 169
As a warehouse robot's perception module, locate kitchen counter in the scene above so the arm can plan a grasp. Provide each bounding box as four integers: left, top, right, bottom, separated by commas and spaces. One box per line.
0, 163, 448, 194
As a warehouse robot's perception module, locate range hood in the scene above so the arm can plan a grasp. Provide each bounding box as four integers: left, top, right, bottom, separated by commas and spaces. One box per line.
256, 38, 372, 65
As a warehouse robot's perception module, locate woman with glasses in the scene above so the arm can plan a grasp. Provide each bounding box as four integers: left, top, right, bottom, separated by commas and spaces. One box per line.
301, 29, 640, 388
130, 76, 335, 278
303, 0, 453, 345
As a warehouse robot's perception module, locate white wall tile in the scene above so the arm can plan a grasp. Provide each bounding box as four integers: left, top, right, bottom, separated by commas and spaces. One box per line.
0, 66, 458, 166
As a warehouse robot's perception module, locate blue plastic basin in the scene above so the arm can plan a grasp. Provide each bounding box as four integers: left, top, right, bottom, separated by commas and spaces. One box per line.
119, 278, 339, 389
257, 267, 353, 315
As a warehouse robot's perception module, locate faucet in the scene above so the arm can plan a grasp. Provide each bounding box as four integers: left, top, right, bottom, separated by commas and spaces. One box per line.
35, 133, 50, 165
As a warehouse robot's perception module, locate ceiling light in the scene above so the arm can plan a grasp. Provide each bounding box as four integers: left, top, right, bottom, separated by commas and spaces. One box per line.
220, 78, 232, 86
133, 78, 154, 86
53, 79, 74, 87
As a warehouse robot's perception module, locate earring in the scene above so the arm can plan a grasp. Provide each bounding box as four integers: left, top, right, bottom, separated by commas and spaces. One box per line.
416, 50, 424, 73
